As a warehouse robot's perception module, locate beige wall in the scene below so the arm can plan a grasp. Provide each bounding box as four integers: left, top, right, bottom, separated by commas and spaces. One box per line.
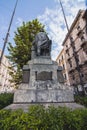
0, 50, 14, 92
56, 48, 70, 85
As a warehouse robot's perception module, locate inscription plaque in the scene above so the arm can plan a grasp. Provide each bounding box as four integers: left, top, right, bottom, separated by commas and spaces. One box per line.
36, 71, 52, 81
57, 70, 64, 83
22, 69, 30, 83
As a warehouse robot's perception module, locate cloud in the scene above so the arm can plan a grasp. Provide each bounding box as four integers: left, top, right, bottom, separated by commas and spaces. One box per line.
15, 17, 23, 26
38, 0, 85, 60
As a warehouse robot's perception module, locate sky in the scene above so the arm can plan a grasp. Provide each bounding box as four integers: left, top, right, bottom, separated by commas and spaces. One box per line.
0, 0, 86, 60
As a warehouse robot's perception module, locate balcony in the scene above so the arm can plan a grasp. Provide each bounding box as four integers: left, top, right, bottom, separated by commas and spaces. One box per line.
68, 69, 74, 74
73, 51, 78, 57
81, 39, 87, 47
67, 57, 71, 61
81, 39, 87, 53
79, 63, 83, 68
66, 48, 69, 53
77, 29, 83, 36
68, 67, 75, 74
84, 59, 87, 64
78, 57, 87, 67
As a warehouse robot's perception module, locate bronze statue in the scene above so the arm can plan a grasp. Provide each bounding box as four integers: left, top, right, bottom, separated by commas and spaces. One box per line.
32, 29, 52, 56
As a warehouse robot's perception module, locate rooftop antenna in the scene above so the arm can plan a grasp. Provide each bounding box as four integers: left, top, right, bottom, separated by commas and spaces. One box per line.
59, 0, 85, 94
0, 0, 19, 65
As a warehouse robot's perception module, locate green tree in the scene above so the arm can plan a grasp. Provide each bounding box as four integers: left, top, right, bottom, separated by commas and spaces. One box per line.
7, 19, 45, 86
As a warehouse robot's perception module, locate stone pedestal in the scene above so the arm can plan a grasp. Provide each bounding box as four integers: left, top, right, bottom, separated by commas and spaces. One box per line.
13, 57, 74, 103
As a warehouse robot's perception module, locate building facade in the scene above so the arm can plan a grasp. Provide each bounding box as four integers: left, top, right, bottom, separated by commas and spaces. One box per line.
0, 49, 15, 93
56, 48, 70, 85
62, 9, 87, 92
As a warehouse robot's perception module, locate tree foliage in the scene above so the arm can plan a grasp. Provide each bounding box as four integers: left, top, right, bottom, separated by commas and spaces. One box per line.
7, 19, 45, 85
0, 93, 13, 110
74, 95, 87, 107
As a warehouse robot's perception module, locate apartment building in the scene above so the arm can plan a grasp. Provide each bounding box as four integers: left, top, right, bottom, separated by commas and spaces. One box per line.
62, 9, 87, 92
56, 9, 87, 93
56, 48, 70, 85
0, 49, 15, 93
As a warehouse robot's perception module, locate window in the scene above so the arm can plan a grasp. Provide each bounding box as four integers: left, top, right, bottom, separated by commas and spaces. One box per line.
70, 63, 72, 67
66, 49, 69, 53
81, 74, 84, 78
70, 37, 73, 41
68, 59, 72, 67
64, 74, 67, 80
68, 52, 70, 56
62, 55, 63, 60
80, 35, 85, 41
77, 25, 81, 31
63, 64, 65, 70
83, 31, 85, 34
66, 45, 68, 48
73, 45, 76, 51
72, 75, 75, 80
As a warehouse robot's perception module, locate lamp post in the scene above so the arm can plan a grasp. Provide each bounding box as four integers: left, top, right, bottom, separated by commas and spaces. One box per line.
0, 0, 18, 65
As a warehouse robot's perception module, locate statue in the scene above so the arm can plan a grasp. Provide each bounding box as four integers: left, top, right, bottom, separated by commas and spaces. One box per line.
32, 29, 52, 57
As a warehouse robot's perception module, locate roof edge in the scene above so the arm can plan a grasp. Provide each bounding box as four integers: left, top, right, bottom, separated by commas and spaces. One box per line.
62, 9, 83, 46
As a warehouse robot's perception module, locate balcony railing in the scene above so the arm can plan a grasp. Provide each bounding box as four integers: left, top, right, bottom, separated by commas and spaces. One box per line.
77, 29, 83, 36
66, 48, 69, 53
68, 67, 75, 74
81, 39, 87, 47
84, 59, 87, 64
67, 57, 71, 61
68, 70, 74, 74
81, 39, 87, 54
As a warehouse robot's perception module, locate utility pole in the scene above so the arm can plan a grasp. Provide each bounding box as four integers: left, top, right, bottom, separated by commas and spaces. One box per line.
0, 0, 18, 65
59, 0, 85, 94
85, 0, 87, 34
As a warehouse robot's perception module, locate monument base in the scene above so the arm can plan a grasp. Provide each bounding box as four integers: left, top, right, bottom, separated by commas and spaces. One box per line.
14, 84, 74, 103
5, 102, 85, 112
13, 57, 74, 103
5, 57, 84, 111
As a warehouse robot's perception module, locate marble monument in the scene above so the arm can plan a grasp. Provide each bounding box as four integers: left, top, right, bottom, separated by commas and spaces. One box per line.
5, 30, 84, 111
14, 30, 74, 103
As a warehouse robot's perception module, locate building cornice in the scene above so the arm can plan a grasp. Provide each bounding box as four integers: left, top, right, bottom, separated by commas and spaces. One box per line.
62, 9, 84, 46
56, 48, 64, 61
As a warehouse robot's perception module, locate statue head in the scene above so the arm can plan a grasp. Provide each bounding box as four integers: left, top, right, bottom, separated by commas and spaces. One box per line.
40, 28, 44, 32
